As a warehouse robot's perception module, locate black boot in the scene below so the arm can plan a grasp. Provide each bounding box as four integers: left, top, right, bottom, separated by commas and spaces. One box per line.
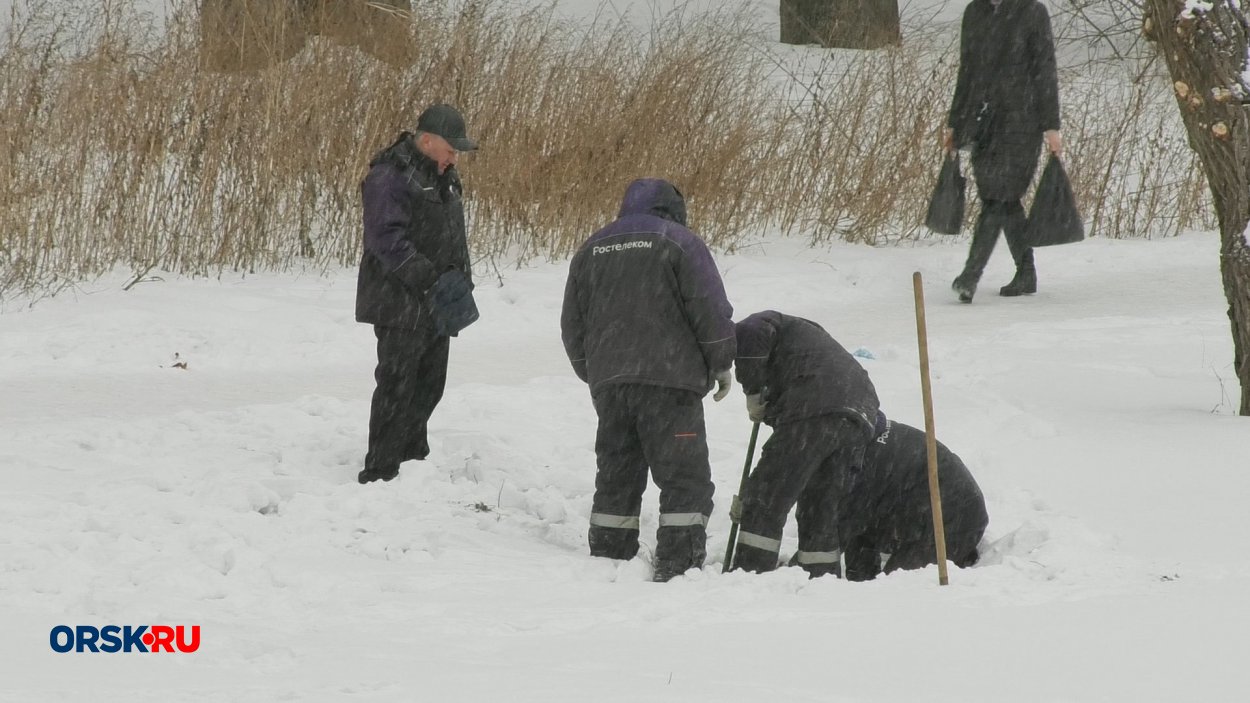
652, 524, 707, 582
1000, 205, 1036, 297
357, 466, 399, 484
999, 266, 1037, 296
954, 201, 1006, 304
652, 561, 685, 583
588, 525, 641, 561
951, 273, 977, 304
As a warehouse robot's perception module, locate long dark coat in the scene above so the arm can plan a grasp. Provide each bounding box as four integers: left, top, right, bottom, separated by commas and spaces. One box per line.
948, 0, 1061, 201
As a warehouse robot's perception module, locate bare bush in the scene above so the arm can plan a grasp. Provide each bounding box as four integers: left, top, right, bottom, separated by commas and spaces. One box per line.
1053, 0, 1152, 65
1061, 63, 1213, 238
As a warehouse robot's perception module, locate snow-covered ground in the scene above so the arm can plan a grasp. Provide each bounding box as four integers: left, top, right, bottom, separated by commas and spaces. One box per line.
0, 1, 1242, 699
2, 232, 1248, 701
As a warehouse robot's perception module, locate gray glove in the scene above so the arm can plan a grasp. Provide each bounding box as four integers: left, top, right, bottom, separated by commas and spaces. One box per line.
745, 393, 767, 422
711, 369, 733, 402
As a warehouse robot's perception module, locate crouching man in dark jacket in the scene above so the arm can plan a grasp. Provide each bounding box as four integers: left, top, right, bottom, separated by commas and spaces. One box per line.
837, 419, 988, 580
729, 311, 881, 578
561, 178, 736, 582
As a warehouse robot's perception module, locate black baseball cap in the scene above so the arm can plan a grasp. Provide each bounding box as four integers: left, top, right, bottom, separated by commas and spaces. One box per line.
416, 104, 478, 151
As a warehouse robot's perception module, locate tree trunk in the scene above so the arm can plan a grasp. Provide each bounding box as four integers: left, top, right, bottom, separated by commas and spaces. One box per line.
1145, 0, 1250, 415
304, 0, 413, 68
780, 0, 900, 49
200, 0, 306, 73
199, 0, 412, 73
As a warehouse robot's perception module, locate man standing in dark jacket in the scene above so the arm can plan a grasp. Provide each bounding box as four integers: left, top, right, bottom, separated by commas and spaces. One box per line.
561, 178, 736, 582
944, 0, 1063, 303
355, 104, 477, 484
838, 419, 988, 580
729, 311, 881, 577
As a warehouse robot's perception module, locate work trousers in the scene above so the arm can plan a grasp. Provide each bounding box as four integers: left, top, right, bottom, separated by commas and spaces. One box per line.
588, 384, 714, 575
733, 415, 871, 578
364, 325, 450, 475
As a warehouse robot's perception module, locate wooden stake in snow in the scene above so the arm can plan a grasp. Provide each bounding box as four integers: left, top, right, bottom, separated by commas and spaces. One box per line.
912, 272, 950, 586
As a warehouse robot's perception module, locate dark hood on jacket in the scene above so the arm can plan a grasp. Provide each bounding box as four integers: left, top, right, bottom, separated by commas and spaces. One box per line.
617, 178, 687, 227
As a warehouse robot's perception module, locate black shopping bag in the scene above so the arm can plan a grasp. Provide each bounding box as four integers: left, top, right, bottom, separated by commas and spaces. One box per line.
1025, 156, 1085, 247
430, 270, 479, 337
925, 153, 966, 235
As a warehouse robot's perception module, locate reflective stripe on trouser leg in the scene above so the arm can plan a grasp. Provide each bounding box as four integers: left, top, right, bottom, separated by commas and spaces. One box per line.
736, 530, 781, 554
658, 512, 709, 528
589, 513, 641, 530
588, 513, 641, 560
795, 549, 842, 566
733, 530, 782, 573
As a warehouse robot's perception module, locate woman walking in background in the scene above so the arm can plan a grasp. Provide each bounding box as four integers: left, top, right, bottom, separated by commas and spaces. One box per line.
945, 0, 1063, 303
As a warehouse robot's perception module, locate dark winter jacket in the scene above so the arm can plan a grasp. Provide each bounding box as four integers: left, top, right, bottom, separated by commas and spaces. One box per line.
734, 311, 880, 435
355, 132, 472, 331
948, 0, 1060, 201
843, 420, 989, 544
561, 178, 735, 395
